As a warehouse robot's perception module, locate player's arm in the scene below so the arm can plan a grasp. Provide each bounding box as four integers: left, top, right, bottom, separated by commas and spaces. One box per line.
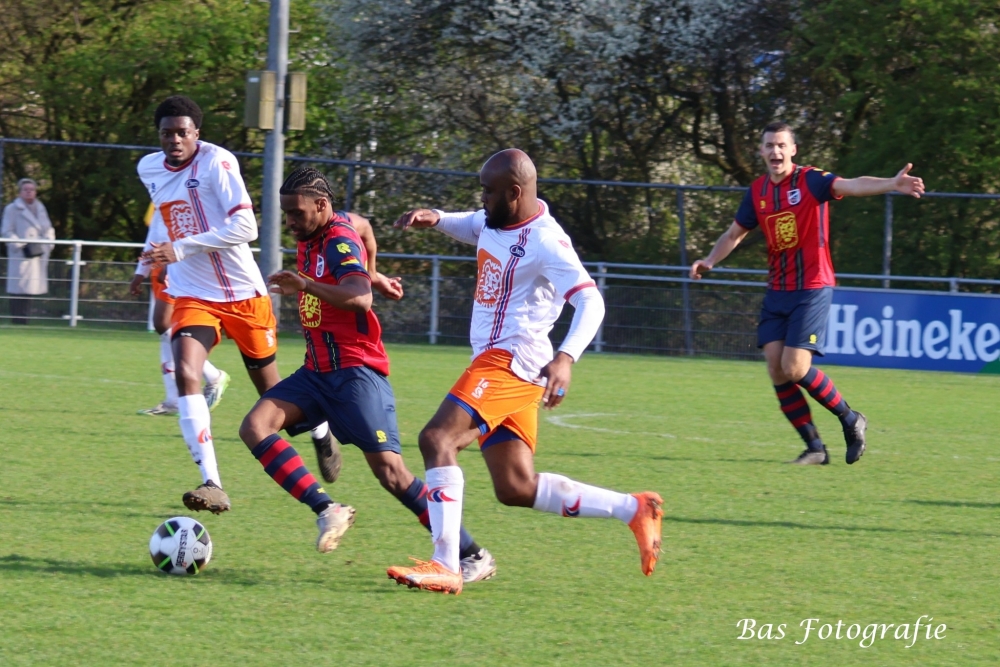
348, 211, 403, 300
831, 164, 924, 199
268, 271, 372, 313
393, 208, 483, 245
131, 207, 161, 294
690, 221, 752, 280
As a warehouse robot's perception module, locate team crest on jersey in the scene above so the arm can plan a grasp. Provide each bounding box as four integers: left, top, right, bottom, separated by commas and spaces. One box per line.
222, 161, 232, 171
160, 200, 200, 240
185, 179, 200, 189
787, 188, 802, 206
760, 200, 766, 210
299, 292, 322, 328
509, 244, 525, 258
315, 254, 326, 277
559, 239, 571, 248
765, 211, 799, 250
475, 249, 503, 307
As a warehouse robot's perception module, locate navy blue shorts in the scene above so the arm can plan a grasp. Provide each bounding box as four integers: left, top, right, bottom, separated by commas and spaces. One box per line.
757, 287, 833, 354
262, 365, 401, 454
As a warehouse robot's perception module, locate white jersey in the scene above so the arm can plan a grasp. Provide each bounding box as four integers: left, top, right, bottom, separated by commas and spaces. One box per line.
136, 141, 266, 302
434, 200, 597, 381
134, 205, 169, 278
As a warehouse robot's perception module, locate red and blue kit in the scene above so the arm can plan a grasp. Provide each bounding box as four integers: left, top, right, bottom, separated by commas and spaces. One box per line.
734, 165, 841, 291
296, 213, 390, 375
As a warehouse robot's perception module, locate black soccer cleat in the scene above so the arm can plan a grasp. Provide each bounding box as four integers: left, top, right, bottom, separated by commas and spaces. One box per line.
785, 446, 830, 465
844, 411, 867, 465
312, 431, 343, 483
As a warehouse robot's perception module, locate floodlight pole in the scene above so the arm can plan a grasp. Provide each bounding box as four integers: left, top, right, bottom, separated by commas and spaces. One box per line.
260, 0, 289, 317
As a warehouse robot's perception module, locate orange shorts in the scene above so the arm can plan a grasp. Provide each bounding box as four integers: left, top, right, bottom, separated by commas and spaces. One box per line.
448, 349, 545, 451
150, 265, 175, 305
171, 295, 277, 360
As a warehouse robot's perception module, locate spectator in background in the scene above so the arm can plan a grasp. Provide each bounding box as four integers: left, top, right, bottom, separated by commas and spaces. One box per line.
2, 178, 55, 324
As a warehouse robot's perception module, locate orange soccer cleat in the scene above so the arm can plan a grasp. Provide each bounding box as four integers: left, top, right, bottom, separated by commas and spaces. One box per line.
387, 557, 463, 595
628, 492, 664, 576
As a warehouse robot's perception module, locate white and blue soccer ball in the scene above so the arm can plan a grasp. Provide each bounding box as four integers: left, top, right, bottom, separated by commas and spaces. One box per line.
149, 516, 213, 575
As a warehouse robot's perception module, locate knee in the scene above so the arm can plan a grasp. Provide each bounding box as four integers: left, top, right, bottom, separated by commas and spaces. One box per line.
371, 462, 408, 496
418, 426, 449, 460
493, 477, 536, 508
238, 415, 258, 448
781, 359, 808, 383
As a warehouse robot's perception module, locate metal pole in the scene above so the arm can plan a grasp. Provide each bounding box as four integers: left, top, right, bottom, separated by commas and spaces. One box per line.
260, 0, 289, 317
69, 242, 82, 327
594, 262, 607, 353
883, 194, 893, 289
678, 189, 693, 356
0, 140, 5, 210
429, 256, 440, 344
345, 164, 355, 211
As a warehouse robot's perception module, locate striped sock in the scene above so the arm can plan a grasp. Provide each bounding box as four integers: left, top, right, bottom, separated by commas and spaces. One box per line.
774, 382, 824, 451
251, 435, 332, 514
398, 477, 480, 560
797, 368, 856, 425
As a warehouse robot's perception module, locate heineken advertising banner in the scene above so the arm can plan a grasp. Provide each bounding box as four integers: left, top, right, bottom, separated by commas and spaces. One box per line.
822, 288, 1000, 374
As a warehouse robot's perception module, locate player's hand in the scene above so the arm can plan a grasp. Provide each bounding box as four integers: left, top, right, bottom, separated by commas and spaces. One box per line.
128, 274, 145, 296
535, 352, 574, 410
142, 241, 177, 265
894, 163, 925, 199
393, 209, 440, 230
372, 272, 404, 300
690, 259, 713, 280
267, 270, 307, 296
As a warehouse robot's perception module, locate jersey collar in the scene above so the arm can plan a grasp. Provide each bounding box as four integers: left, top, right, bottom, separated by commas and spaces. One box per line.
162, 144, 201, 172
501, 201, 544, 231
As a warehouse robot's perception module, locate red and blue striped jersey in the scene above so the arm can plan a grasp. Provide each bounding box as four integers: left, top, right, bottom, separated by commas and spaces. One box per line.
296, 212, 390, 375
734, 165, 841, 291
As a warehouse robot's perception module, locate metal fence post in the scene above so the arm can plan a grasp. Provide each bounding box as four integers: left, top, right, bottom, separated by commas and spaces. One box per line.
0, 139, 5, 210
345, 164, 355, 211
883, 194, 893, 289
429, 255, 440, 344
594, 262, 607, 353
68, 241, 82, 327
950, 278, 958, 293
677, 189, 694, 356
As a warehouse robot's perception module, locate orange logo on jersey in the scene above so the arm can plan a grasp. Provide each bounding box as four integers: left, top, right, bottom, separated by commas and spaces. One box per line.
160, 200, 200, 240
475, 248, 503, 307
299, 292, 322, 328
765, 211, 799, 250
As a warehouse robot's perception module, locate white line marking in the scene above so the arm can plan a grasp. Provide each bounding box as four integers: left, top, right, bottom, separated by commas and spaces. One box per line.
0, 369, 159, 388
545, 413, 677, 439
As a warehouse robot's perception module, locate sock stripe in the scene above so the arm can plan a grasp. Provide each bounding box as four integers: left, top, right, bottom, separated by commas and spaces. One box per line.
288, 472, 319, 500
264, 448, 300, 479
253, 435, 332, 513
274, 456, 309, 488
798, 368, 850, 417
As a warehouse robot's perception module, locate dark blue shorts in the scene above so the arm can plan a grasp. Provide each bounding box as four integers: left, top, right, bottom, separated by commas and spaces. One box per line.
757, 287, 833, 354
263, 365, 401, 454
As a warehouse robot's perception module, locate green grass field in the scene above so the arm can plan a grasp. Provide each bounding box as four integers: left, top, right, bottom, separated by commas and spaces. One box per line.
1, 327, 998, 666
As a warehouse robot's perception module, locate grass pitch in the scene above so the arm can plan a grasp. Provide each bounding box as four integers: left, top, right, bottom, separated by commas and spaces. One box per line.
0, 326, 998, 666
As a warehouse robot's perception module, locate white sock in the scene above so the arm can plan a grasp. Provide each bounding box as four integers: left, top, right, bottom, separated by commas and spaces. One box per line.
202, 359, 222, 385
426, 466, 464, 573
177, 394, 221, 487
532, 472, 638, 523
310, 422, 330, 440
160, 330, 178, 407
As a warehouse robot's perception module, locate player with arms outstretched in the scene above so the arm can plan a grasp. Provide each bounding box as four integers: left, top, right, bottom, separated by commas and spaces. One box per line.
238, 168, 496, 583
691, 121, 925, 464
386, 149, 663, 595
138, 96, 341, 513
130, 202, 230, 416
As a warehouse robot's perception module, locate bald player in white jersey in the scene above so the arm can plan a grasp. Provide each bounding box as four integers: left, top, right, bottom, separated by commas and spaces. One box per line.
138, 95, 340, 514
386, 149, 664, 595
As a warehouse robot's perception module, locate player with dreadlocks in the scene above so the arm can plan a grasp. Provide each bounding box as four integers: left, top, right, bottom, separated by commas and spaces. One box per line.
237, 167, 497, 583
138, 97, 342, 514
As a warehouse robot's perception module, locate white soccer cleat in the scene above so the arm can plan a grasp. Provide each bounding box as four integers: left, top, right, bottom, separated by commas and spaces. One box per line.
137, 402, 178, 416
316, 503, 356, 553
203, 370, 231, 412
460, 547, 497, 583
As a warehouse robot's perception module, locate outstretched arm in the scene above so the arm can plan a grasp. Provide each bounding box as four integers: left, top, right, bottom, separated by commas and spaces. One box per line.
267, 272, 372, 313
832, 163, 925, 199
690, 221, 752, 280
394, 208, 482, 245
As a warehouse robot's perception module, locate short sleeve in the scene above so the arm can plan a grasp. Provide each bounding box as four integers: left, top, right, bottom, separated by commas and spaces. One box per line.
324, 235, 370, 282
805, 168, 842, 203
538, 233, 596, 300
734, 189, 759, 230
209, 151, 254, 217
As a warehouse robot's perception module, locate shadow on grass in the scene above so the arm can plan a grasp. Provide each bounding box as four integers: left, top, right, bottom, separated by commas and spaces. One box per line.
0, 554, 262, 586
906, 500, 1000, 510
666, 516, 1000, 539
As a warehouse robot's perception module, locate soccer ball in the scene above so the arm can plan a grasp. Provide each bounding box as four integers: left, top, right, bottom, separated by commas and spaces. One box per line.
149, 516, 213, 575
